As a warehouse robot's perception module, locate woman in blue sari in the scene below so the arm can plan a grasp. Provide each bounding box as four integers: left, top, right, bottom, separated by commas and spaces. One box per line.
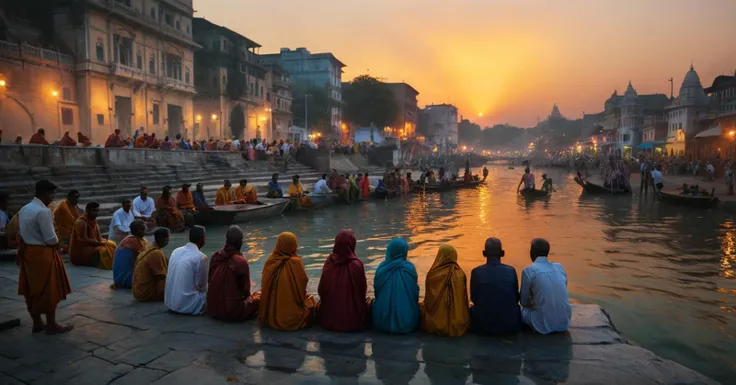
372, 238, 420, 333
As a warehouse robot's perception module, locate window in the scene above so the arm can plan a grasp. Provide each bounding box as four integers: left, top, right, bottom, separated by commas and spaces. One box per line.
152, 104, 160, 125
149, 55, 155, 74
96, 41, 105, 62
175, 20, 180, 31
212, 76, 217, 87
185, 67, 190, 84
222, 75, 227, 86
136, 54, 142, 70
165, 54, 182, 80
61, 108, 74, 125
260, 86, 264, 98
114, 34, 133, 66
97, 114, 104, 125
150, 8, 155, 19
212, 41, 217, 51
164, 13, 174, 27
62, 87, 72, 101
186, 25, 190, 35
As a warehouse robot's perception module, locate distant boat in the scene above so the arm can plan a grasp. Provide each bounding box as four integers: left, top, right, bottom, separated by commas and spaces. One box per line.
659, 189, 718, 209
194, 198, 289, 226
574, 172, 631, 195
519, 189, 549, 199
414, 180, 485, 193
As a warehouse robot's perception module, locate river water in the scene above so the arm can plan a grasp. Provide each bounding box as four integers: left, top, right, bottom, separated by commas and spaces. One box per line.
163, 165, 735, 383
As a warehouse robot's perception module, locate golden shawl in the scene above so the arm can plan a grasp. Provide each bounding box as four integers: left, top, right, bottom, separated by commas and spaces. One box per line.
215, 187, 234, 206
421, 244, 470, 337
53, 200, 79, 245
258, 232, 315, 330
288, 183, 312, 208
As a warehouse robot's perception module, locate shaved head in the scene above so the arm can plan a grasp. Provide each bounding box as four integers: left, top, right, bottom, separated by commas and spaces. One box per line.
483, 237, 504, 259
225, 225, 244, 248
530, 238, 550, 261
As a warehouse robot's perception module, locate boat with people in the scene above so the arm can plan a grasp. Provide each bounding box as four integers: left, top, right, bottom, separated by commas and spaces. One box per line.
659, 186, 719, 209
414, 179, 485, 193
574, 172, 631, 195
194, 198, 290, 226
519, 189, 549, 199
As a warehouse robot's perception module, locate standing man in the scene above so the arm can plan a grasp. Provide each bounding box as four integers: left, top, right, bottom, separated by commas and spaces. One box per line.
109, 198, 135, 243
17, 180, 73, 334
482, 166, 489, 181
470, 238, 521, 335
639, 157, 651, 195
651, 165, 664, 191
133, 186, 157, 231
520, 238, 571, 334
165, 226, 208, 315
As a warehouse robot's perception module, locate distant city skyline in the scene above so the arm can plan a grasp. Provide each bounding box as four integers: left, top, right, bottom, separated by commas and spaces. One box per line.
196, 0, 736, 127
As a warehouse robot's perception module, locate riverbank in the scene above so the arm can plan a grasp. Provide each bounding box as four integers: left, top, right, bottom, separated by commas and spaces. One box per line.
0, 262, 718, 385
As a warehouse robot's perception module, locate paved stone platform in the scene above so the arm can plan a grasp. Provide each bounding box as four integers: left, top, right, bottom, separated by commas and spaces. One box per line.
0, 263, 719, 385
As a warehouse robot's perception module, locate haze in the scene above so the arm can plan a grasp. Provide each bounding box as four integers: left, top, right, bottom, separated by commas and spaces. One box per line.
196, 0, 736, 127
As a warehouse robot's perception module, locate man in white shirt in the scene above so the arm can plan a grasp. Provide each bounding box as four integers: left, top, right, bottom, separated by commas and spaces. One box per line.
311, 174, 333, 195
651, 165, 664, 191
109, 198, 135, 243
165, 225, 208, 315
232, 137, 241, 151
256, 140, 265, 151
132, 186, 156, 231
520, 238, 571, 334
0, 191, 9, 231
17, 180, 73, 334
706, 162, 715, 181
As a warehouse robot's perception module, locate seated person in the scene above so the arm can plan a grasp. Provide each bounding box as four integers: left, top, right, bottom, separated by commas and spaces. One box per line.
372, 238, 420, 334
540, 174, 555, 192
288, 175, 312, 208
318, 230, 370, 332
421, 244, 470, 337
59, 132, 77, 146
234, 179, 258, 204
133, 228, 170, 302
258, 232, 315, 330
69, 202, 117, 269
29, 128, 50, 145
192, 183, 210, 210
517, 167, 536, 192
521, 238, 571, 334
470, 238, 521, 335
165, 226, 208, 314
0, 192, 8, 232
133, 187, 157, 232
77, 132, 93, 147
207, 226, 261, 322
266, 173, 283, 198
104, 129, 125, 148
215, 180, 235, 206
108, 198, 135, 244
155, 186, 185, 232
112, 220, 148, 289
134, 134, 148, 148
175, 183, 197, 215
53, 190, 81, 252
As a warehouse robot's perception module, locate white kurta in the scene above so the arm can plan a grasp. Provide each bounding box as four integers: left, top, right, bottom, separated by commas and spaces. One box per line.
164, 242, 208, 315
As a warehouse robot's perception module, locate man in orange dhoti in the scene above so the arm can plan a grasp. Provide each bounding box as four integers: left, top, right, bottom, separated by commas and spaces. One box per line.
215, 180, 235, 206
29, 128, 50, 145
69, 202, 117, 269
77, 132, 92, 147
59, 132, 77, 146
17, 180, 73, 334
53, 190, 81, 253
234, 179, 258, 204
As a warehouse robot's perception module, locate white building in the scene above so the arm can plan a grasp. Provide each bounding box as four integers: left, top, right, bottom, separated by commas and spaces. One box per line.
665, 66, 710, 156
424, 104, 458, 148
261, 48, 345, 136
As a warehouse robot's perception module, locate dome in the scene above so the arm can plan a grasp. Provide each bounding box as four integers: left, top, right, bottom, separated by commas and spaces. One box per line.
677, 65, 708, 106
549, 104, 563, 119
682, 65, 702, 88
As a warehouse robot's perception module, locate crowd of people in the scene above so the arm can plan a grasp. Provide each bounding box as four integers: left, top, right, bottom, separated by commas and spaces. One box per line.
10, 179, 572, 337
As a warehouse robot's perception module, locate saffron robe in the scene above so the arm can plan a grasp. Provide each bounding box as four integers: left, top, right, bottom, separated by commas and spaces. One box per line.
215, 187, 235, 206
420, 245, 471, 337
53, 200, 79, 251
132, 246, 167, 302
17, 239, 72, 314
155, 196, 185, 232
69, 214, 116, 269
288, 182, 312, 208
176, 190, 195, 211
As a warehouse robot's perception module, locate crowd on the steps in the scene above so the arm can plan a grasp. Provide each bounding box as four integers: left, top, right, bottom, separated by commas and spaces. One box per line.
7, 180, 571, 337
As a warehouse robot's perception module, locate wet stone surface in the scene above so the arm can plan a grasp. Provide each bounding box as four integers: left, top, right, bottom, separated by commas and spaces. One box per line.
0, 263, 720, 384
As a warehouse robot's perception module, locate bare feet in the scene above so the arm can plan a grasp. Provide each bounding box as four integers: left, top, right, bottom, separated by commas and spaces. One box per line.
31, 323, 46, 333
45, 324, 74, 335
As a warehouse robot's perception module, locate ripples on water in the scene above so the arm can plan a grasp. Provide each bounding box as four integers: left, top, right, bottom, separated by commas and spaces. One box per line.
163, 166, 735, 383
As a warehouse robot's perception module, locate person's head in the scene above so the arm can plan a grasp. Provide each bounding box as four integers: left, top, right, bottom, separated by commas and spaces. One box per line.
34, 179, 57, 206
14, 136, 22, 144
151, 133, 156, 138
655, 165, 662, 171
431, 244, 458, 270
175, 133, 181, 140
321, 174, 327, 180
483, 237, 504, 261
63, 131, 70, 137
121, 198, 132, 212
292, 175, 299, 184
140, 186, 149, 199
541, 173, 548, 180
164, 136, 170, 141
530, 238, 550, 262
525, 167, 530, 174
365, 172, 369, 177
272, 173, 279, 182
38, 128, 45, 136
196, 183, 204, 192
385, 238, 409, 261
0, 191, 8, 211
225, 225, 244, 251
274, 232, 298, 256
154, 227, 170, 248
224, 179, 232, 189
85, 201, 100, 220
239, 179, 247, 187
130, 219, 146, 238
67, 189, 80, 206
162, 185, 172, 197
189, 225, 206, 249
182, 183, 191, 192
114, 129, 121, 136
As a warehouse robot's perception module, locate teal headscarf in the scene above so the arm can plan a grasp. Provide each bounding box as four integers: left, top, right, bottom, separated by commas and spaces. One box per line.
372, 238, 420, 334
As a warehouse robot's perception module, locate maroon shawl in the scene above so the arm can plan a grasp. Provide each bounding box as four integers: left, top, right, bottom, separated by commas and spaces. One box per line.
207, 245, 258, 322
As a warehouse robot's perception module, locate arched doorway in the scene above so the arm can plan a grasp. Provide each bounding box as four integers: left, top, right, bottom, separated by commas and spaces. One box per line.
229, 104, 245, 139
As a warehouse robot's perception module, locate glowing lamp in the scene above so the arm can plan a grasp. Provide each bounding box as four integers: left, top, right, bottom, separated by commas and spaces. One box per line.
51, 90, 59, 97
730, 130, 735, 137
211, 114, 218, 120
0, 80, 5, 87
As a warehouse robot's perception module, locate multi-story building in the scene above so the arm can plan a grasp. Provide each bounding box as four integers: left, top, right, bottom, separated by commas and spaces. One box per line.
261, 48, 345, 136
262, 62, 292, 141
385, 82, 419, 139
192, 18, 272, 141
639, 112, 668, 154
54, 0, 199, 143
423, 104, 458, 148
694, 73, 736, 160
665, 66, 710, 156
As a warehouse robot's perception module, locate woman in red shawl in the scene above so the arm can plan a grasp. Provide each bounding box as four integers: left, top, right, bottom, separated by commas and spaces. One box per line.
317, 230, 370, 332
207, 225, 261, 322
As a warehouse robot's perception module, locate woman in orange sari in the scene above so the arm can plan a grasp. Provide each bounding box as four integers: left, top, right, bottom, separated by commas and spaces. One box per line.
258, 232, 315, 330
155, 186, 185, 232
69, 202, 117, 269
53, 190, 81, 253
420, 244, 470, 337
235, 179, 258, 204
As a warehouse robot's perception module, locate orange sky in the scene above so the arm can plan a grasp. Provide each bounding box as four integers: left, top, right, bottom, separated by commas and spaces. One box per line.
195, 0, 736, 127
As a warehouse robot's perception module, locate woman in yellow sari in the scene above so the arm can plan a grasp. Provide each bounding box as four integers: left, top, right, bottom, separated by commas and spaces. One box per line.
258, 232, 315, 330
69, 202, 116, 269
53, 190, 81, 253
287, 175, 312, 208
420, 244, 470, 337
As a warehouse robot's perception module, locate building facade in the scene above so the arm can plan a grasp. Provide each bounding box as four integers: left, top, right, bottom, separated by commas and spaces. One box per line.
192, 18, 273, 141
664, 66, 710, 156
54, 0, 199, 144
639, 112, 668, 154
385, 82, 419, 139
262, 62, 293, 141
261, 48, 344, 136
695, 74, 736, 160
423, 104, 458, 148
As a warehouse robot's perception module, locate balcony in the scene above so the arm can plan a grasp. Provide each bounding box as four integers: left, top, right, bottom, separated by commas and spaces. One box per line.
110, 62, 146, 83
159, 77, 196, 94
0, 40, 73, 67
273, 77, 292, 89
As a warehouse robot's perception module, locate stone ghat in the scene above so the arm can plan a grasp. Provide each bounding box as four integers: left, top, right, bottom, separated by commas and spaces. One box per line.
0, 264, 718, 385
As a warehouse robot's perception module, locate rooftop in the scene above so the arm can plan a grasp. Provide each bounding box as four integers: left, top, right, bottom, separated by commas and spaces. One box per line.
192, 18, 261, 49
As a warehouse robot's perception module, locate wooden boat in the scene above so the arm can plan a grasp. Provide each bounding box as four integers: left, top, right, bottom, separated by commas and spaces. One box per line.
194, 198, 289, 226
519, 189, 549, 199
659, 190, 719, 209
414, 180, 485, 193
574, 173, 631, 195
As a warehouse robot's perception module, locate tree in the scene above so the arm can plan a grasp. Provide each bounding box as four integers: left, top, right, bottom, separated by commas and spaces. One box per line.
292, 86, 330, 132
342, 75, 398, 128
459, 119, 481, 144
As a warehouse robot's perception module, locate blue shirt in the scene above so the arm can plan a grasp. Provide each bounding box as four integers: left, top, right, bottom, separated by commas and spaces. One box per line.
192, 191, 209, 209
268, 180, 282, 196
179, 140, 191, 150
470, 261, 521, 335
112, 247, 136, 289
520, 257, 571, 334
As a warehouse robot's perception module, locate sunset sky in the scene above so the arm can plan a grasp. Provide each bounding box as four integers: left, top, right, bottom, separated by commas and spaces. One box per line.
195, 0, 736, 127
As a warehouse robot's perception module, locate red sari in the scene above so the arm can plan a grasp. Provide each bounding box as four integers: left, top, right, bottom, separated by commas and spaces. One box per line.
207, 245, 260, 322
317, 230, 370, 332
